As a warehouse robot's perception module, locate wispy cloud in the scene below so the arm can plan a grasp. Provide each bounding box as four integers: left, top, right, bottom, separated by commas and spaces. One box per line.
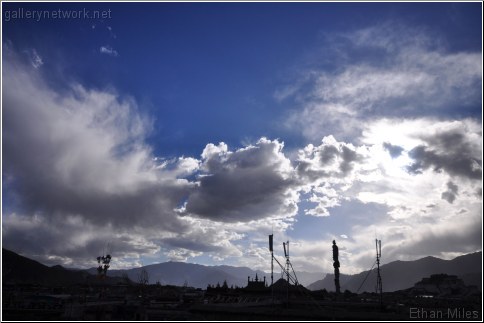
282, 22, 482, 141
24, 48, 43, 68
107, 26, 117, 39
100, 45, 118, 57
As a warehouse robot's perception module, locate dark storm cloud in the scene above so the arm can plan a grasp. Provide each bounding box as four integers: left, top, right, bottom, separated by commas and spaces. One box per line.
183, 139, 298, 222
1, 56, 206, 268
441, 181, 459, 204
2, 53, 194, 234
383, 142, 404, 158
2, 213, 160, 268
161, 237, 222, 253
407, 129, 482, 180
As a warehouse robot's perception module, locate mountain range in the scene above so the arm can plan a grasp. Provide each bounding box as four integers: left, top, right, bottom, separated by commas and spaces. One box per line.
93, 262, 268, 289
307, 251, 482, 292
87, 264, 322, 289
2, 248, 123, 286
2, 248, 481, 293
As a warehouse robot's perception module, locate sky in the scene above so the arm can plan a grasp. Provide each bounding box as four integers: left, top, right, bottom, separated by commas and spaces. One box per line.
2, 2, 482, 276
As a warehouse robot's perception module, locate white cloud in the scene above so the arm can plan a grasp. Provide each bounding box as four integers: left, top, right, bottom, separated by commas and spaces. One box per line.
107, 26, 117, 39
165, 249, 203, 262
296, 136, 369, 217
24, 48, 43, 68
344, 198, 482, 269
269, 117, 481, 273
100, 45, 118, 57
333, 118, 482, 268
272, 22, 482, 273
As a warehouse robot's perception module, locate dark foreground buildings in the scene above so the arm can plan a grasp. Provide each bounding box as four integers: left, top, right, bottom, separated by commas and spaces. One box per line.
3, 273, 481, 321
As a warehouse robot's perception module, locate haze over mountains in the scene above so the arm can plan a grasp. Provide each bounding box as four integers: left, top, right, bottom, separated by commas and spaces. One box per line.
2, 248, 481, 292
91, 262, 268, 289
99, 264, 323, 289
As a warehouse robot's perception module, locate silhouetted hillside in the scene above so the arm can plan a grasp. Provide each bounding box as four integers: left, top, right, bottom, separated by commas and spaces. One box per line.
307, 252, 482, 292
307, 273, 352, 291
2, 248, 123, 286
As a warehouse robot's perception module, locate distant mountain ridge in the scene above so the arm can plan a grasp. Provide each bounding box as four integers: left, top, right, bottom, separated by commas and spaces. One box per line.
2, 248, 123, 286
96, 261, 269, 289
85, 263, 321, 289
307, 251, 482, 292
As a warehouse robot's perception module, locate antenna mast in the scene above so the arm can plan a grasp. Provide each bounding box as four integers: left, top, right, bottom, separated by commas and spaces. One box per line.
270, 238, 300, 306
283, 241, 290, 303
269, 234, 274, 303
375, 239, 383, 308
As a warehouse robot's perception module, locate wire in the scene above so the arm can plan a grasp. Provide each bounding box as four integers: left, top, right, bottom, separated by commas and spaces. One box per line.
356, 260, 377, 294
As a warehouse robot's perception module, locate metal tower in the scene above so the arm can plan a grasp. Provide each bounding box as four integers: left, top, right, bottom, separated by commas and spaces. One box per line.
375, 239, 383, 307
268, 237, 301, 307
283, 241, 290, 303
96, 254, 111, 278
269, 234, 274, 302
96, 243, 112, 279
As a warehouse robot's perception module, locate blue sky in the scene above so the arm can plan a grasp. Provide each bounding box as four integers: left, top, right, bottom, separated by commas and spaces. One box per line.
2, 2, 482, 275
